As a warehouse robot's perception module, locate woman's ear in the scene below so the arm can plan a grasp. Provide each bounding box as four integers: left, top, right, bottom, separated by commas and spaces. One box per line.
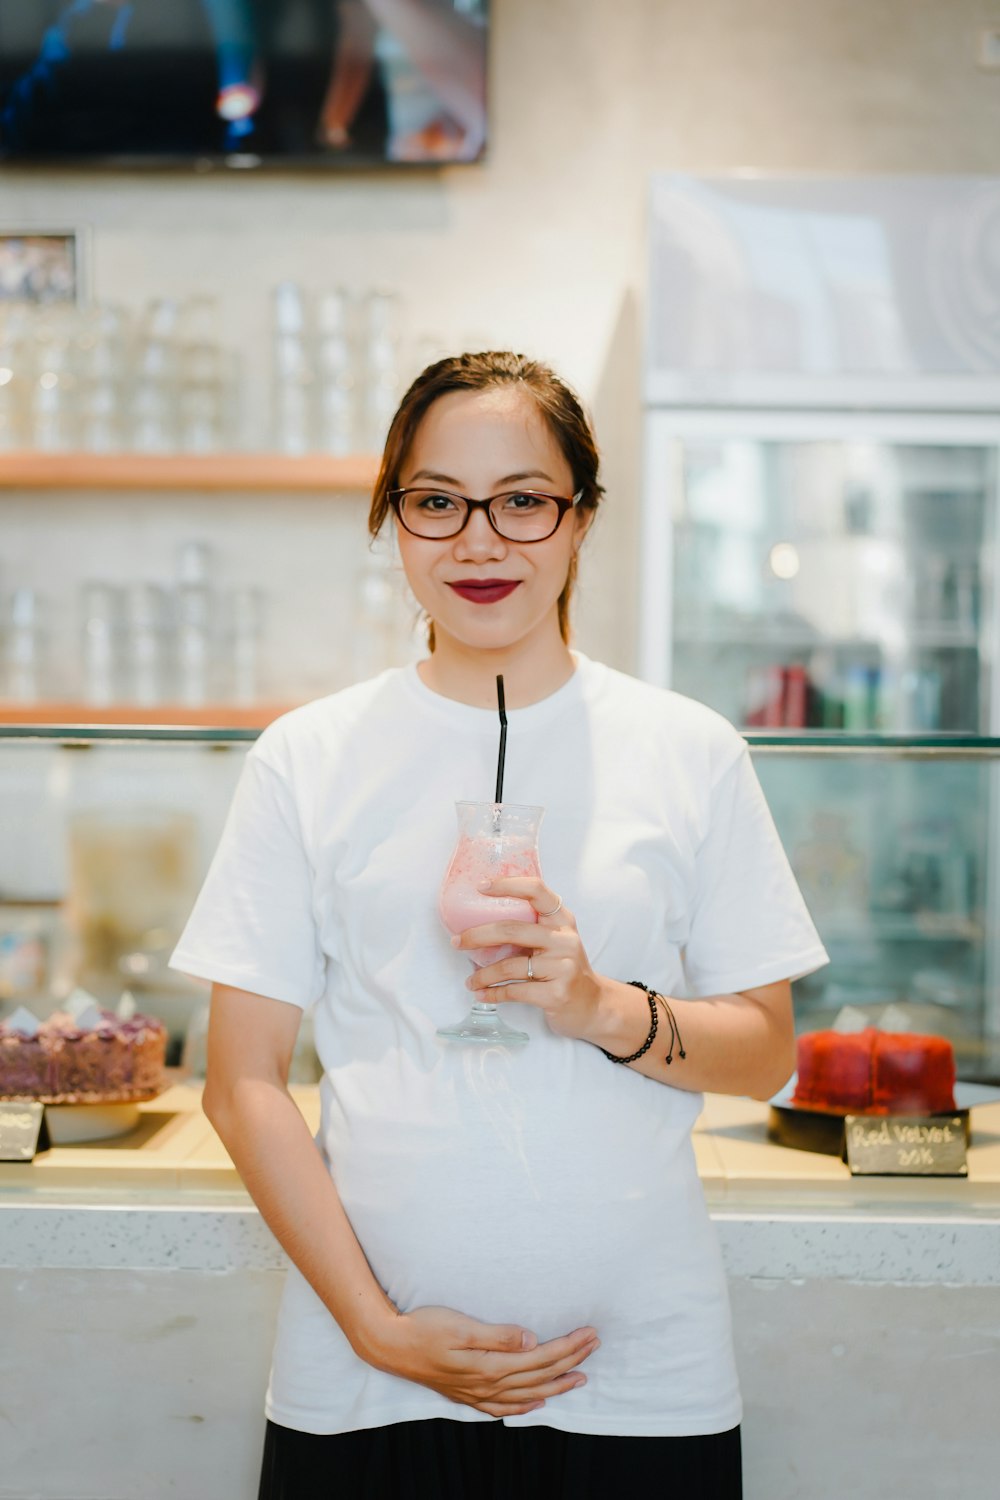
572, 507, 596, 553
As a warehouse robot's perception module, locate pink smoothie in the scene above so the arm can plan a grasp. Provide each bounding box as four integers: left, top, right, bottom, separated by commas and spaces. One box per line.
439, 838, 539, 968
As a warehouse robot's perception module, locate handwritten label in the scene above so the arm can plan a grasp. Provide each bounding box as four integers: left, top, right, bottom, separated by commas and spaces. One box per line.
844, 1114, 968, 1177
0, 1100, 48, 1161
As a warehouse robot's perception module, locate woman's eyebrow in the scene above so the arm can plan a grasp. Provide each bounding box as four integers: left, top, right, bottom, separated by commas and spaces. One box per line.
407, 469, 556, 486
497, 471, 556, 486
408, 469, 462, 485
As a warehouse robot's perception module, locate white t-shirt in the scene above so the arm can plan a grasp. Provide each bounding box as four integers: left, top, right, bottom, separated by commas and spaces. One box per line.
170, 654, 828, 1437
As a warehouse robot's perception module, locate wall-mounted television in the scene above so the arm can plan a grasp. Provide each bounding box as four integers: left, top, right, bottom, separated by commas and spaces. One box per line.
0, 0, 488, 169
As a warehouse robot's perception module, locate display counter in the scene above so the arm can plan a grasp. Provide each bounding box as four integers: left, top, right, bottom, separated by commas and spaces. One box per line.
4, 727, 1000, 1079
2, 1085, 999, 1500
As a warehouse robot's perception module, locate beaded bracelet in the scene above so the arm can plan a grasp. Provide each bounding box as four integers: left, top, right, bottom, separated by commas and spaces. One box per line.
600, 980, 688, 1066
600, 980, 659, 1064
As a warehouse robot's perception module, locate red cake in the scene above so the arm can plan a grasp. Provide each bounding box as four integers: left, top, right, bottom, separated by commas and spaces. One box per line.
0, 1008, 167, 1103
792, 1027, 956, 1116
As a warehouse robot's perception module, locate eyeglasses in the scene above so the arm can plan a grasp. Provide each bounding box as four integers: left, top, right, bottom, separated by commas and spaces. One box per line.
387, 487, 583, 542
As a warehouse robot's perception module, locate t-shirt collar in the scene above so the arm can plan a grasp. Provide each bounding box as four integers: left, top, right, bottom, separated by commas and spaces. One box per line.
401, 651, 589, 731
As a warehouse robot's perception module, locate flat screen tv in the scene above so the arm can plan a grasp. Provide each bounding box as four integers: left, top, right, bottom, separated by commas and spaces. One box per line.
0, 0, 488, 168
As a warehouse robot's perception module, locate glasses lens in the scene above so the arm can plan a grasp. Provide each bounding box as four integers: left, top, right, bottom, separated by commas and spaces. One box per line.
398, 490, 467, 537
490, 493, 561, 540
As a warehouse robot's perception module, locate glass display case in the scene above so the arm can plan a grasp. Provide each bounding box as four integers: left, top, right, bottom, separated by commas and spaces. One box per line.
751, 734, 1000, 1082
1, 725, 998, 1082
0, 726, 250, 1065
640, 410, 1000, 733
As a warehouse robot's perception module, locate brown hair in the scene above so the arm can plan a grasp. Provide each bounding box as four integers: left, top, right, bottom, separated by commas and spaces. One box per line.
368, 350, 604, 646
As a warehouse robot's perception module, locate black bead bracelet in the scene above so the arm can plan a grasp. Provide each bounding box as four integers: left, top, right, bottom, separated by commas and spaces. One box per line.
600, 980, 687, 1067
600, 980, 659, 1064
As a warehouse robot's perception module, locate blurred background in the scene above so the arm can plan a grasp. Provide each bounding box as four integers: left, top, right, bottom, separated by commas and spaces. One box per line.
3, 0, 1000, 1077
5, 15, 1000, 1500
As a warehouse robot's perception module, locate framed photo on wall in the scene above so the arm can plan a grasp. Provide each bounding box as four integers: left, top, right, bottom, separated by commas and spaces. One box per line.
0, 229, 82, 305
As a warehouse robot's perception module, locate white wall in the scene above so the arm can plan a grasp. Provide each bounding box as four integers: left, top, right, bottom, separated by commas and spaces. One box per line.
3, 0, 999, 681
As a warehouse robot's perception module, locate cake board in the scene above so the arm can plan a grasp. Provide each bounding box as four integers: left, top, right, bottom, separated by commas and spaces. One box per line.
766, 1078, 1000, 1157
0, 1088, 165, 1144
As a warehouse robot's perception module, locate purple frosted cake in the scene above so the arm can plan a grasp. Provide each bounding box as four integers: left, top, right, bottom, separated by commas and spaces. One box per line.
0, 1008, 167, 1103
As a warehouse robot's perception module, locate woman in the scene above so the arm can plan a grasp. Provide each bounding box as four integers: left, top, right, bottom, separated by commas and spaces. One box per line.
171, 351, 828, 1499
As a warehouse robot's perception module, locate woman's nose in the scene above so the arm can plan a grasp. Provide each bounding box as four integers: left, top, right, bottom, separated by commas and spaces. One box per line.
453, 507, 506, 560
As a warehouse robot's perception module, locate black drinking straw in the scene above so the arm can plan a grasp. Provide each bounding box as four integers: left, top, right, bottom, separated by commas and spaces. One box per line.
495, 674, 507, 804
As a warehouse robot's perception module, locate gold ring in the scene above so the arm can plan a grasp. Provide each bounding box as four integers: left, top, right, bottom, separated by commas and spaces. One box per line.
527, 954, 534, 981
538, 895, 562, 918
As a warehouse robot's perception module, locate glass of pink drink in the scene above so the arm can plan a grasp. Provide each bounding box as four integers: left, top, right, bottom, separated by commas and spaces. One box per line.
437, 800, 544, 1045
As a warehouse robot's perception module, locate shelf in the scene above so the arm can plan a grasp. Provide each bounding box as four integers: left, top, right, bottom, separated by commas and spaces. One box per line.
0, 700, 297, 730
0, 451, 380, 492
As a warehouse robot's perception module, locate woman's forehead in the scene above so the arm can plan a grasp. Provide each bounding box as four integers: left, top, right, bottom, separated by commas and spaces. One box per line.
408, 387, 569, 479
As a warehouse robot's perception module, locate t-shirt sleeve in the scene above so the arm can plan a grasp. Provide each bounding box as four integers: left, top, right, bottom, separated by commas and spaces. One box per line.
681, 744, 829, 998
169, 750, 325, 1009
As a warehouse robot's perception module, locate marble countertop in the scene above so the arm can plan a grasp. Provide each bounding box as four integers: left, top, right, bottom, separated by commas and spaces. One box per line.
3, 1085, 999, 1284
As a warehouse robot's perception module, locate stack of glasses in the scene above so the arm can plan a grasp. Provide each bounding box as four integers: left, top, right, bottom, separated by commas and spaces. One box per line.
272, 284, 402, 456
0, 299, 238, 454
1, 542, 265, 707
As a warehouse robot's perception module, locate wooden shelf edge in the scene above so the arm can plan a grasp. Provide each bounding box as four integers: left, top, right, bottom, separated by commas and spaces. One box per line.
0, 701, 300, 728
0, 451, 380, 492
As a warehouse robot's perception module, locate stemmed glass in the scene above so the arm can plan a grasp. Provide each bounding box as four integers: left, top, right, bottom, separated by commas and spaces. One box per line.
437, 801, 544, 1045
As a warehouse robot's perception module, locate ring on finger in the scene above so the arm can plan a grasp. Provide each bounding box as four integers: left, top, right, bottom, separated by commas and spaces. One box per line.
538, 894, 562, 918
526, 954, 534, 982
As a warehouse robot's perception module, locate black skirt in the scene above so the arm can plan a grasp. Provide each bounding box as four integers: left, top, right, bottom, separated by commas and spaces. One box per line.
258, 1416, 743, 1500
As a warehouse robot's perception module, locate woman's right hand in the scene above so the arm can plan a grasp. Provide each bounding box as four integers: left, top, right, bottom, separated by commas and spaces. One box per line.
362, 1305, 600, 1418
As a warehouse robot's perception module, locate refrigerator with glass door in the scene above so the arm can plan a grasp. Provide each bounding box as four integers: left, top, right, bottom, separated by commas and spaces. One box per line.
641, 174, 1000, 1075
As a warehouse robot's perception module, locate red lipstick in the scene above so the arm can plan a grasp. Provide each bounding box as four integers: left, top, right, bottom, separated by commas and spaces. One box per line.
447, 580, 521, 605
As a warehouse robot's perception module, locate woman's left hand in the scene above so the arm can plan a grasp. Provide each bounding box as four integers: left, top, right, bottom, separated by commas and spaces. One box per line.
452, 878, 606, 1042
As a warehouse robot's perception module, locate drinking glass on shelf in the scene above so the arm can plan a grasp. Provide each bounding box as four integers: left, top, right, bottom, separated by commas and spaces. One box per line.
80, 379, 126, 453
131, 299, 179, 452
273, 281, 307, 339
80, 582, 123, 706
226, 586, 264, 704
76, 304, 129, 381
175, 540, 217, 706
316, 288, 355, 454
30, 309, 78, 452
178, 299, 228, 452
4, 587, 46, 701
130, 376, 177, 453
273, 333, 313, 455
317, 378, 355, 455
179, 373, 226, 453
317, 288, 351, 347
76, 305, 129, 451
124, 583, 168, 706
136, 298, 180, 376
0, 311, 29, 450
272, 283, 314, 454
177, 296, 220, 356
0, 371, 26, 449
176, 585, 214, 707
437, 801, 544, 1046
